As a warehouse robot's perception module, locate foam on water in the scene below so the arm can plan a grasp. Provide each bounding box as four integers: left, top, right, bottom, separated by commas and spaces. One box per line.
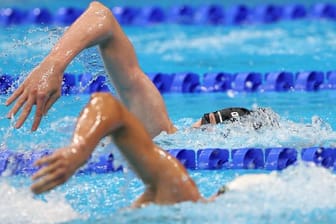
87, 164, 335, 224
0, 10, 336, 224
155, 107, 336, 150
0, 180, 79, 224
2, 105, 335, 153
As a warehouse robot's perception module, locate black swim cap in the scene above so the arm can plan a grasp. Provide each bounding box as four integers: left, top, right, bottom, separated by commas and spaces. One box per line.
201, 107, 251, 125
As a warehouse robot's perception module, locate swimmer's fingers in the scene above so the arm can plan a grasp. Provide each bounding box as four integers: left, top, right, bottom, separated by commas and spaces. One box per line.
43, 91, 60, 115
31, 92, 49, 131
31, 167, 68, 194
33, 153, 60, 169
6, 90, 27, 119
32, 156, 61, 180
31, 153, 70, 194
14, 93, 36, 129
5, 85, 24, 107
32, 90, 60, 130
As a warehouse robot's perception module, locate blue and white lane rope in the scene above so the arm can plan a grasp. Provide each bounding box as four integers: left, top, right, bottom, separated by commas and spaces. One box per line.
0, 147, 335, 176
1, 71, 336, 95
1, 3, 336, 26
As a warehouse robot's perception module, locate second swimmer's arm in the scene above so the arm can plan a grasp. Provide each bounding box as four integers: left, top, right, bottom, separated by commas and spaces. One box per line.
46, 1, 118, 72
5, 1, 127, 131
31, 93, 201, 206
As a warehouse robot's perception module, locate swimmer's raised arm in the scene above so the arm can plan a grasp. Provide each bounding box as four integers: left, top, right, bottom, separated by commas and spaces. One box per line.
6, 1, 175, 137
31, 93, 200, 207
6, 1, 115, 131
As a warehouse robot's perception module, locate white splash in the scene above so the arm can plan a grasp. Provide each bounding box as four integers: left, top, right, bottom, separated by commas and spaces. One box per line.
121, 164, 336, 224
0, 181, 80, 224
155, 108, 336, 150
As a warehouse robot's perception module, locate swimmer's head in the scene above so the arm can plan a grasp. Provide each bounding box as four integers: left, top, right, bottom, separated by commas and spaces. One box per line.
216, 184, 229, 196
200, 107, 251, 125
193, 107, 280, 129
207, 184, 229, 202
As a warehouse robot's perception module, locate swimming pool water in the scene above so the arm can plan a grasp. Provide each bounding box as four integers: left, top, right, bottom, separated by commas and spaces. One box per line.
2, 20, 336, 75
1, 1, 336, 224
2, 90, 336, 151
3, 164, 336, 224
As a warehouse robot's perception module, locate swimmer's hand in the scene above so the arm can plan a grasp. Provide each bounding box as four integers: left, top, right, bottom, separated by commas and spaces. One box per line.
5, 59, 63, 131
31, 147, 80, 194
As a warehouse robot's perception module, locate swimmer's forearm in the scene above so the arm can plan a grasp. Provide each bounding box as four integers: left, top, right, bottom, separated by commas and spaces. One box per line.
46, 1, 116, 71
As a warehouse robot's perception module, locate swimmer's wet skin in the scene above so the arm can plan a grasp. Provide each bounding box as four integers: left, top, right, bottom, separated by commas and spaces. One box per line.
30, 92, 280, 207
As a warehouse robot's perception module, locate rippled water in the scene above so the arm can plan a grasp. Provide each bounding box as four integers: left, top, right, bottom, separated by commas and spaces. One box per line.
0, 7, 336, 224
2, 163, 335, 224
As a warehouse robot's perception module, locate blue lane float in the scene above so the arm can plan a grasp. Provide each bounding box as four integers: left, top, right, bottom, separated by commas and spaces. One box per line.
193, 4, 225, 25
0, 151, 14, 174
197, 148, 229, 169
202, 72, 233, 92
263, 72, 294, 91
62, 73, 77, 95
1, 3, 336, 27
111, 6, 140, 25
147, 73, 174, 93
80, 153, 122, 174
264, 147, 297, 170
0, 150, 50, 176
135, 6, 166, 25
167, 149, 196, 169
301, 147, 336, 168
169, 72, 201, 93
61, 73, 111, 95
0, 147, 335, 175
78, 73, 110, 94
231, 72, 262, 92
26, 8, 53, 25
295, 71, 324, 91
3, 70, 336, 95
324, 71, 336, 89
282, 4, 307, 20
253, 4, 284, 23
225, 5, 250, 25
169, 5, 195, 25
0, 8, 25, 26
15, 150, 51, 175
54, 7, 83, 25
0, 75, 16, 94
231, 148, 264, 169
312, 3, 336, 19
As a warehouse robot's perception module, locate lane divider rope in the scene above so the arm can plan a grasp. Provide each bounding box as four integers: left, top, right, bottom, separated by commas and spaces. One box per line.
0, 147, 335, 176
1, 71, 336, 95
1, 3, 336, 27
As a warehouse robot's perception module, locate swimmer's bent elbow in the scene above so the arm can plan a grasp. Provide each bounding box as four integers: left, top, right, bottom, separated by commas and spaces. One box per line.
89, 92, 125, 131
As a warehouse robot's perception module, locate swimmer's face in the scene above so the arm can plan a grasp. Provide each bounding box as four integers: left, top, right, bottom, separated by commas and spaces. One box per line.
192, 112, 217, 128
207, 185, 228, 202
